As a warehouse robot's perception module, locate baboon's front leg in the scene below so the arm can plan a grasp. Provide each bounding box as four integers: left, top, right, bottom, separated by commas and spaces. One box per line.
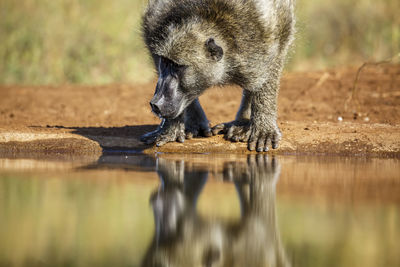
140, 98, 212, 146
212, 83, 281, 152
247, 85, 281, 152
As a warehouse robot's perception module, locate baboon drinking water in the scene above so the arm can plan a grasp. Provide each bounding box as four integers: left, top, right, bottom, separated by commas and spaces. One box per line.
140, 0, 295, 152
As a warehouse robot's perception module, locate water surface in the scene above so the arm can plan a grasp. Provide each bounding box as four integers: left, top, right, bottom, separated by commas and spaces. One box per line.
0, 154, 399, 267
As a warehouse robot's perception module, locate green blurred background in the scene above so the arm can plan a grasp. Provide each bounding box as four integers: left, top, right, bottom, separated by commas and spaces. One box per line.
0, 0, 399, 85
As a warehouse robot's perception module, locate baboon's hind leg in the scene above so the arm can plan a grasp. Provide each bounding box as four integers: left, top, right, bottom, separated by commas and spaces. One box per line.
212, 89, 252, 142
185, 98, 212, 139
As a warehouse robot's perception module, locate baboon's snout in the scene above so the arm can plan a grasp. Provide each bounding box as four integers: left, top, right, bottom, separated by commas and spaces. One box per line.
150, 80, 185, 119
150, 99, 162, 117
149, 95, 174, 118
150, 97, 183, 119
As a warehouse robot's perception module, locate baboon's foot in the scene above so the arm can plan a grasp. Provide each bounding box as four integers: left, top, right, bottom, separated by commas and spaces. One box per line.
247, 122, 281, 152
185, 116, 212, 139
140, 118, 185, 147
212, 119, 251, 142
212, 119, 281, 152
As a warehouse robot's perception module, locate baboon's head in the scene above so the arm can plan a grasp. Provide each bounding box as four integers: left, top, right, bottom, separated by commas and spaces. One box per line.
145, 23, 226, 119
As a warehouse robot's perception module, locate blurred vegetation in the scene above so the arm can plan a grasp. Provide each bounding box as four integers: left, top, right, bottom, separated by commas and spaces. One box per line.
291, 0, 400, 71
0, 0, 151, 84
0, 0, 399, 85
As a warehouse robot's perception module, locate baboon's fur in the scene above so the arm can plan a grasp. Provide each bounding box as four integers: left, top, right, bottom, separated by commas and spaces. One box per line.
141, 0, 295, 152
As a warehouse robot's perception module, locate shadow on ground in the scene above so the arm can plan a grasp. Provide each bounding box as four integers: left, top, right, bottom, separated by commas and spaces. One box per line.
41, 125, 159, 151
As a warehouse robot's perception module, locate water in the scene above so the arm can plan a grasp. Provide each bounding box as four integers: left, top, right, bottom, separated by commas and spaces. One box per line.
0, 153, 399, 267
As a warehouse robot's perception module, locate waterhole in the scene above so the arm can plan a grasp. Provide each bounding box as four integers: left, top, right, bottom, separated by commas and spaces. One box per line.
0, 153, 399, 267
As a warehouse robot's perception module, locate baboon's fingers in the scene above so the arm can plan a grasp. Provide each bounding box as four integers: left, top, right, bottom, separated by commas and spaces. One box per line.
240, 130, 251, 142
230, 126, 244, 142
186, 127, 212, 138
176, 134, 185, 143
201, 128, 213, 137
256, 134, 266, 152
264, 135, 272, 152
226, 126, 248, 142
211, 123, 226, 135
271, 132, 281, 149
226, 126, 235, 140
156, 133, 178, 147
231, 134, 240, 142
155, 137, 170, 147
185, 131, 194, 139
185, 128, 198, 138
248, 130, 258, 151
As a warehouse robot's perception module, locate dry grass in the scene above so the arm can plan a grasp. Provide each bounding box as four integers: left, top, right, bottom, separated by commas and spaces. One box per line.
0, 0, 399, 84
290, 0, 400, 71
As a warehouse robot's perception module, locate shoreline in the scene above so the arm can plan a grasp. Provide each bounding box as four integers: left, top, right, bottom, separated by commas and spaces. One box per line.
1, 121, 399, 158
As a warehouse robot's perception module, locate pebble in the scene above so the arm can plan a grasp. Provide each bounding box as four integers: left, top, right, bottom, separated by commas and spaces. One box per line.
337, 116, 343, 122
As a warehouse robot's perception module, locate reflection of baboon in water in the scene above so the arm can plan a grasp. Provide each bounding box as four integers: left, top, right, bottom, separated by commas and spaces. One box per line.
141, 156, 290, 267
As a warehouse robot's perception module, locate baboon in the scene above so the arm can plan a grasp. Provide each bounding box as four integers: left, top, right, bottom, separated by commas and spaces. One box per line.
141, 156, 289, 267
140, 0, 295, 152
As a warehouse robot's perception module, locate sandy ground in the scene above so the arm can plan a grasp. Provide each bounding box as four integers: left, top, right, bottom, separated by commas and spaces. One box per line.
0, 64, 399, 157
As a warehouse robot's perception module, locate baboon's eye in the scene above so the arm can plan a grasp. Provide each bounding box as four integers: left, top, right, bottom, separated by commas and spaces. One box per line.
169, 59, 185, 70
162, 57, 185, 70
170, 61, 187, 78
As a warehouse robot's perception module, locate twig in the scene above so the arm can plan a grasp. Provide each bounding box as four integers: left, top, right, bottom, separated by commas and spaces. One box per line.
344, 53, 400, 113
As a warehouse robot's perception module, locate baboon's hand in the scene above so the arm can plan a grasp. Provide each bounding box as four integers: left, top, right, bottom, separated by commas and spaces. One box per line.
140, 116, 185, 147
248, 121, 281, 152
212, 119, 251, 142
185, 116, 212, 139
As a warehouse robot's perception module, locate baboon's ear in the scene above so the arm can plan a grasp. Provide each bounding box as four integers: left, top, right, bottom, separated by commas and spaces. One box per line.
205, 38, 223, 61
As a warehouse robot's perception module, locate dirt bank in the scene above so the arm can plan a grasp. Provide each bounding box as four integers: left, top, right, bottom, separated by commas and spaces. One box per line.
0, 64, 399, 157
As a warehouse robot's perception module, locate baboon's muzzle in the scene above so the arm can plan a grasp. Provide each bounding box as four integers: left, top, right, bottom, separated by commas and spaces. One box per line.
150, 75, 184, 119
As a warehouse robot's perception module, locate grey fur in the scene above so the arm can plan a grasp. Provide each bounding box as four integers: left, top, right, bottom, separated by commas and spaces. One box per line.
141, 0, 295, 151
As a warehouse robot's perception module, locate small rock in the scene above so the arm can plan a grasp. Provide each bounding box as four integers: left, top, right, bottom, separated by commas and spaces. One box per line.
337, 116, 343, 122
364, 117, 370, 122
